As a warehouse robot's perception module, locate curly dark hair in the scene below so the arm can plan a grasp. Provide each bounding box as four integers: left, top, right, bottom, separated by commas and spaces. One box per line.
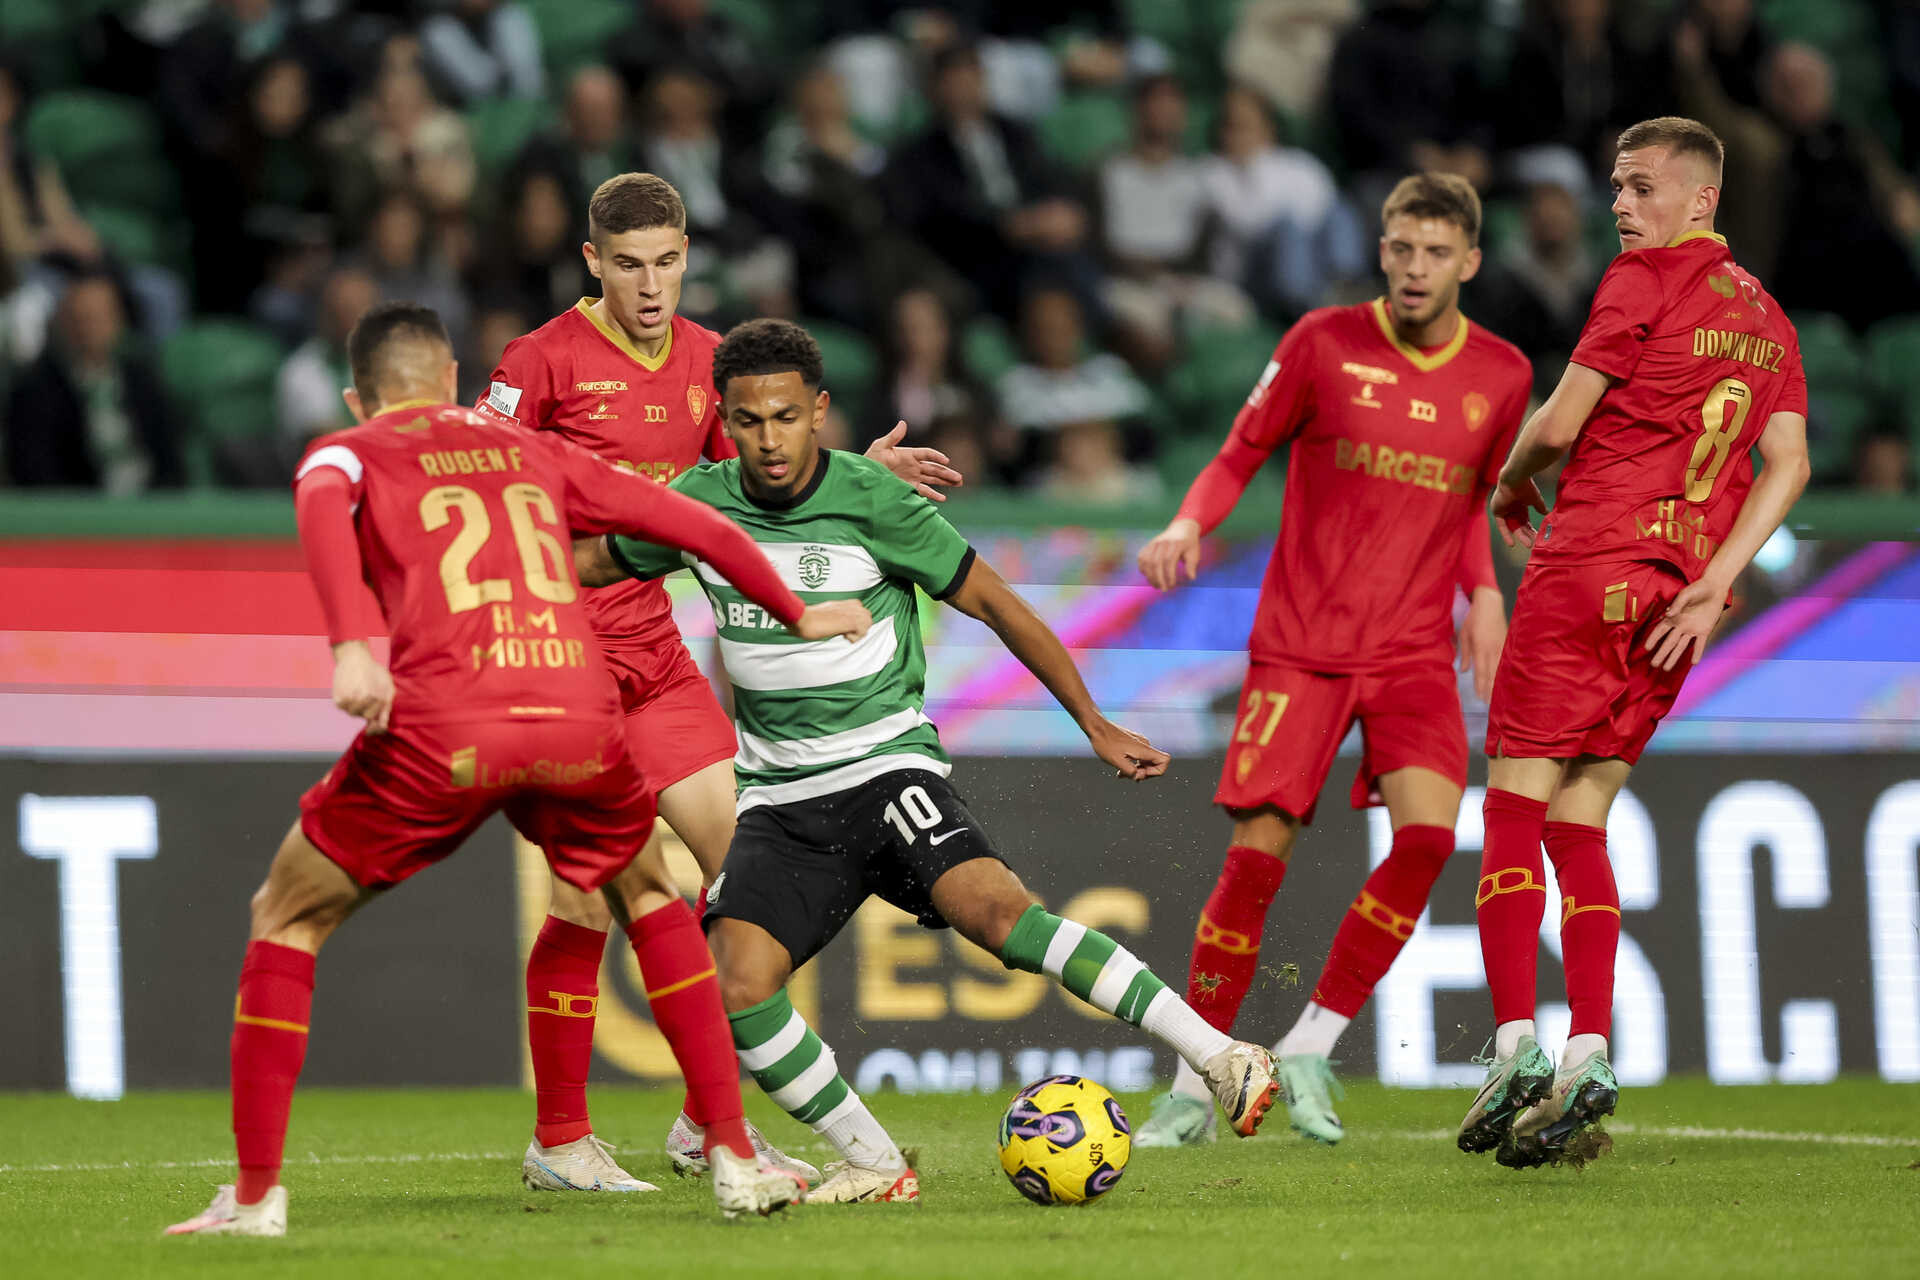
711, 318, 825, 395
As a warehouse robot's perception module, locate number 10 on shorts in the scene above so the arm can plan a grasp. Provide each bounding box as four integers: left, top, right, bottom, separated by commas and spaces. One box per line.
883, 784, 945, 843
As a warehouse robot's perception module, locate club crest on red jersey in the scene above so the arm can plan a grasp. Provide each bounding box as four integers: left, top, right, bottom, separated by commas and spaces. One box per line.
688, 384, 709, 421
1462, 391, 1491, 431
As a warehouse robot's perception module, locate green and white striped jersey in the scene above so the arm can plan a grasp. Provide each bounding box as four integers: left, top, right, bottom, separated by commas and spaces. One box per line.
608, 450, 974, 812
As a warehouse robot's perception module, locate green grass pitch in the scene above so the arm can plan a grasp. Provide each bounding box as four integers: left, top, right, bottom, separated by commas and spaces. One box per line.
3, 1079, 1916, 1278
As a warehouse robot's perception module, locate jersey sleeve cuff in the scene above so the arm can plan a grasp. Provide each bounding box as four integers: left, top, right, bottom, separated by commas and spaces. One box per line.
606, 535, 643, 582
934, 546, 977, 600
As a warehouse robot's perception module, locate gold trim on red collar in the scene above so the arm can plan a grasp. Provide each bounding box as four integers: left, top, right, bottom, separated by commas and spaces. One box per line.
575, 299, 673, 371
1370, 297, 1470, 373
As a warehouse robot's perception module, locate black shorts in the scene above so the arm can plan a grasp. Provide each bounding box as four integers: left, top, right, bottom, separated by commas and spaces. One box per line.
704, 769, 1005, 969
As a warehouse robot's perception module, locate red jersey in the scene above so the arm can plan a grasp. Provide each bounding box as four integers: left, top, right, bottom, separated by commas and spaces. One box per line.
1535, 232, 1807, 571
1189, 300, 1531, 672
477, 303, 735, 664
293, 400, 796, 727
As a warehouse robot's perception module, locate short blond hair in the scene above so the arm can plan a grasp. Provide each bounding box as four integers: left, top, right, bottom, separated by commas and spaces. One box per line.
1380, 173, 1482, 247
1616, 116, 1725, 181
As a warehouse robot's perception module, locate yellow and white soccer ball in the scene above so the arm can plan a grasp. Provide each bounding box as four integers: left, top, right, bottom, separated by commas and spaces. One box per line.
997, 1075, 1132, 1205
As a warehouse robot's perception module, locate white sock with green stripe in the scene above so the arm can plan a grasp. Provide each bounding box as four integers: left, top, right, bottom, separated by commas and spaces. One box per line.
1000, 904, 1232, 1071
730, 989, 903, 1170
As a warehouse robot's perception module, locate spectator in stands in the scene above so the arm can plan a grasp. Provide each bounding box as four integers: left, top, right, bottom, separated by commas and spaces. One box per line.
420, 0, 545, 106
1328, 0, 1491, 205
759, 61, 918, 328
326, 50, 476, 230
5, 271, 180, 491
1675, 31, 1920, 328
353, 191, 471, 351
477, 169, 589, 327
1034, 419, 1163, 505
515, 66, 641, 213
887, 42, 1093, 321
0, 62, 103, 306
1200, 86, 1362, 319
205, 56, 331, 322
1223, 0, 1359, 124
1469, 177, 1599, 393
1854, 430, 1913, 495
866, 287, 996, 449
464, 297, 534, 405
275, 264, 374, 458
639, 67, 791, 314
1098, 75, 1254, 373
1500, 0, 1657, 174
1682, 0, 1774, 111
611, 0, 773, 137
998, 285, 1151, 488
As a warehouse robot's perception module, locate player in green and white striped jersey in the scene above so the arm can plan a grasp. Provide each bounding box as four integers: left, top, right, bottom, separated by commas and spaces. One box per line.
579, 319, 1281, 1203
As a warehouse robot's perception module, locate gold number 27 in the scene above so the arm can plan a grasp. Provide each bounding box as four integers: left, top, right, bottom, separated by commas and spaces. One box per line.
1685, 377, 1751, 502
418, 482, 578, 614
1235, 689, 1291, 746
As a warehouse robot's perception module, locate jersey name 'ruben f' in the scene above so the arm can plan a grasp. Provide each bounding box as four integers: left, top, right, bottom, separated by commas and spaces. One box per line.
609, 449, 975, 813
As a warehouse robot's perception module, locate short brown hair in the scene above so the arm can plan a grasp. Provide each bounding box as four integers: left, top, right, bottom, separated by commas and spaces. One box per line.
588, 172, 686, 243
347, 301, 450, 405
1616, 116, 1724, 180
1381, 173, 1482, 247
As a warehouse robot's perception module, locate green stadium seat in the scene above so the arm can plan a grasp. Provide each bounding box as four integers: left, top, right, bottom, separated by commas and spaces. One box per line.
76, 203, 188, 276
160, 321, 287, 487
1165, 322, 1283, 437
1793, 311, 1874, 477
526, 0, 632, 81
1038, 92, 1133, 173
466, 97, 555, 183
805, 319, 879, 427
23, 91, 181, 218
961, 316, 1020, 385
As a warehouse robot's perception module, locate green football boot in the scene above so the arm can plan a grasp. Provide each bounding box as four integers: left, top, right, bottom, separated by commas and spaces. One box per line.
1276, 1053, 1345, 1145
1456, 1035, 1554, 1154
1133, 1090, 1218, 1148
1498, 1048, 1618, 1170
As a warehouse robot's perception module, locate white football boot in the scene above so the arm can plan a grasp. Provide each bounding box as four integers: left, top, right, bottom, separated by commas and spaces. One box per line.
709, 1145, 807, 1219
804, 1157, 920, 1204
665, 1112, 821, 1183
165, 1184, 287, 1237
521, 1134, 660, 1192
1202, 1041, 1282, 1137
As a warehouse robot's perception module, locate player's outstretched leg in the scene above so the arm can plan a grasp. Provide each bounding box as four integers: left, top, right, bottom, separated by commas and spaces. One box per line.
1499, 821, 1622, 1169
992, 900, 1279, 1139
728, 989, 917, 1204
1458, 789, 1553, 1153
169, 823, 368, 1238
1141, 837, 1289, 1147
1272, 823, 1455, 1144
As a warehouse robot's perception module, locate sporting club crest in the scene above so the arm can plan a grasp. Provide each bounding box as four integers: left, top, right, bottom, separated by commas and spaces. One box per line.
798, 547, 831, 589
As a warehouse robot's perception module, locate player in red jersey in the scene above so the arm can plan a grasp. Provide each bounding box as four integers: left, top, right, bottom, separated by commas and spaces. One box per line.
1460, 118, 1809, 1168
166, 303, 872, 1236
1133, 174, 1532, 1147
474, 174, 961, 1185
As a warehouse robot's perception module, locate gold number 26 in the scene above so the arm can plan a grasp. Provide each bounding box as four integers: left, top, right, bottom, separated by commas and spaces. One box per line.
418, 482, 577, 614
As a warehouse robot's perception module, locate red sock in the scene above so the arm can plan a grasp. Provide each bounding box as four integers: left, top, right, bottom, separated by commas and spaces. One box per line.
1477, 789, 1550, 1026
1545, 821, 1620, 1038
231, 940, 315, 1204
625, 900, 751, 1161
1186, 844, 1289, 1033
526, 916, 605, 1148
1311, 824, 1454, 1017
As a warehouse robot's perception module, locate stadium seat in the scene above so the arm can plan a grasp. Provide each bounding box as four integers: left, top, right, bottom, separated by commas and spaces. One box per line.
1793, 312, 1874, 477
1038, 92, 1133, 173
1164, 322, 1283, 437
159, 321, 288, 487
77, 203, 188, 276
466, 97, 555, 183
526, 0, 633, 81
961, 315, 1020, 386
806, 319, 879, 429
23, 91, 181, 218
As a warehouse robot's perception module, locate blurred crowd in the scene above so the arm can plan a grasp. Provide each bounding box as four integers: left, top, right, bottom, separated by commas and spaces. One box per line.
3, 0, 1919, 500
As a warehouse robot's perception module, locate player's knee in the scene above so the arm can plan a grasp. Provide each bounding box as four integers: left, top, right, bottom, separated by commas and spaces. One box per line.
717, 966, 779, 1015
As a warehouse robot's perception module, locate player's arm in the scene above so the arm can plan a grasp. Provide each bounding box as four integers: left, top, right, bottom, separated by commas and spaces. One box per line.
1645, 408, 1809, 671
1139, 330, 1312, 589
1489, 363, 1610, 548
1454, 509, 1506, 702
291, 453, 392, 733
945, 555, 1169, 782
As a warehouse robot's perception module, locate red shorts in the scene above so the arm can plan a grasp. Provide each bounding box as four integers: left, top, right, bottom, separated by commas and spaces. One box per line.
1487, 557, 1690, 764
605, 639, 737, 794
1214, 657, 1467, 824
300, 715, 658, 892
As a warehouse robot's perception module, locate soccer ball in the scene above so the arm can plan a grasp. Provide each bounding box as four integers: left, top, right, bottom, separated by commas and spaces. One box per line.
996, 1075, 1131, 1206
